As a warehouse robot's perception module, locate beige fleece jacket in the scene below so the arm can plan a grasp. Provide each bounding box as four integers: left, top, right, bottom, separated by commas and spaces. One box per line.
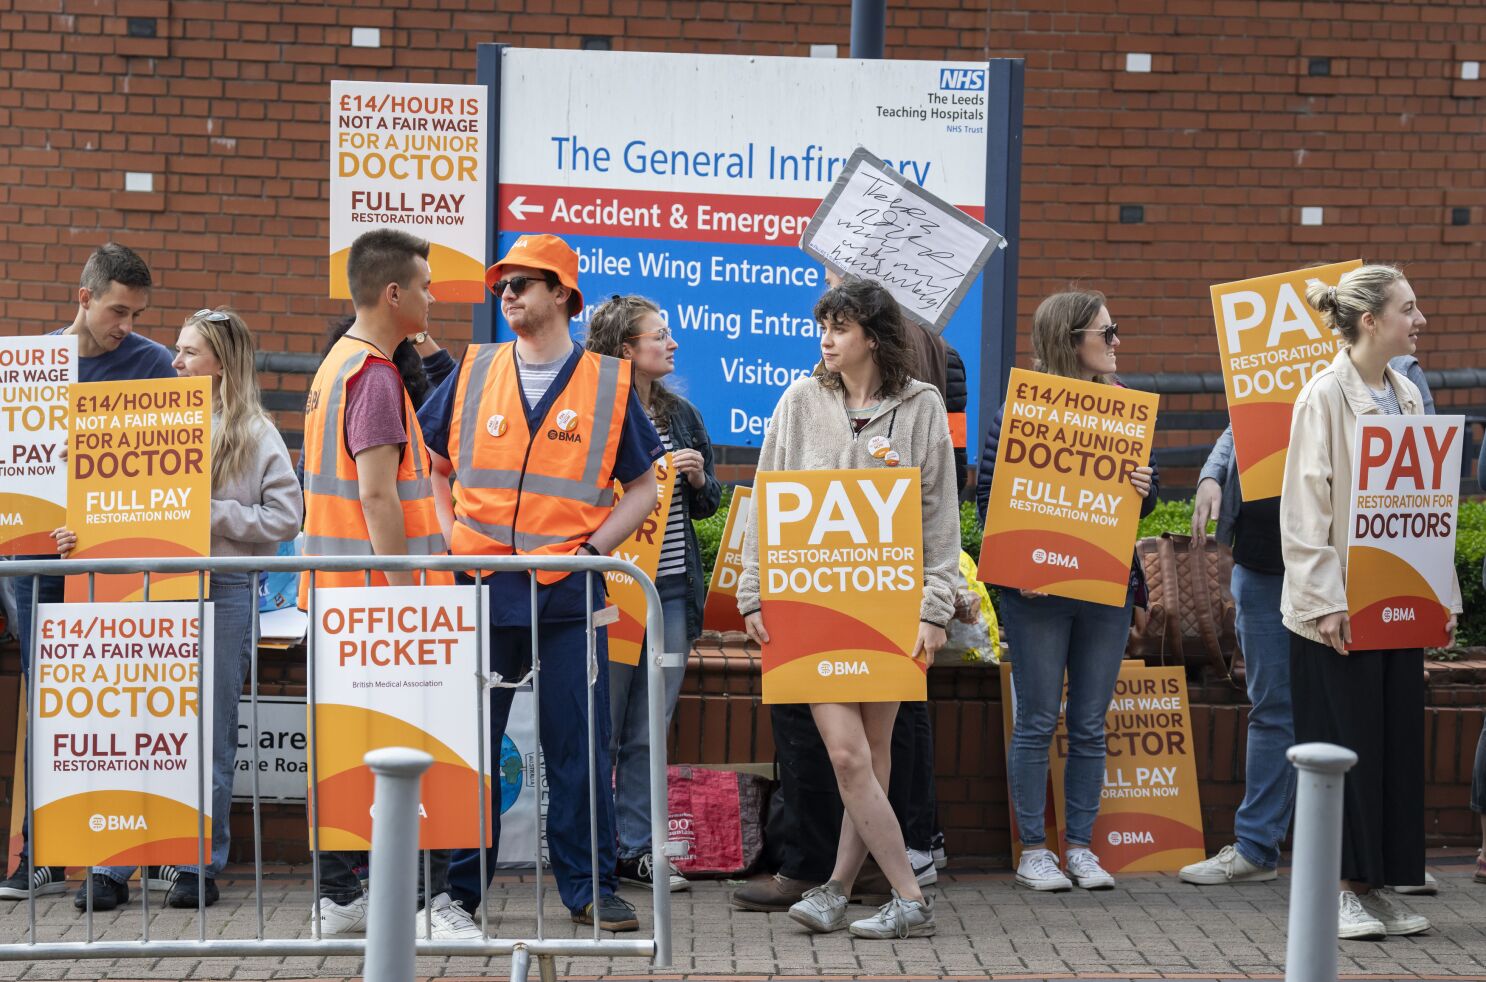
1280, 349, 1462, 643
735, 375, 961, 628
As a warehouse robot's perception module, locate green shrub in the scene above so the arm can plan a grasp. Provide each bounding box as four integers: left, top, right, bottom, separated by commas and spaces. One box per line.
1455, 499, 1485, 647
695, 485, 732, 582
960, 500, 984, 562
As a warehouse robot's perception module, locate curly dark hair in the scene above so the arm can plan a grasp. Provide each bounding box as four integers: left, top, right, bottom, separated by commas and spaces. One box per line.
811, 277, 914, 398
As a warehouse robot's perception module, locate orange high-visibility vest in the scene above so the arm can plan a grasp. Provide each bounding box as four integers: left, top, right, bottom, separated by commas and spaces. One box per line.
446, 342, 632, 583
298, 336, 451, 608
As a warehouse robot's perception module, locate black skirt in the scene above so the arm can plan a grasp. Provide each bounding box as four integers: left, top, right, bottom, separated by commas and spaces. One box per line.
1289, 632, 1425, 888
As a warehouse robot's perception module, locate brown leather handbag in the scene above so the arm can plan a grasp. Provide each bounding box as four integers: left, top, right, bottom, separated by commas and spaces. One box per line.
1127, 533, 1238, 675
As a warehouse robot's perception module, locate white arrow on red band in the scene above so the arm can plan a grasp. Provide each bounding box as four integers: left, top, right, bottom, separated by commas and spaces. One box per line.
508, 195, 543, 220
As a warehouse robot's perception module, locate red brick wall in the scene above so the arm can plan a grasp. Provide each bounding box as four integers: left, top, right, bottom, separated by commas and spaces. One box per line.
2, 0, 1483, 451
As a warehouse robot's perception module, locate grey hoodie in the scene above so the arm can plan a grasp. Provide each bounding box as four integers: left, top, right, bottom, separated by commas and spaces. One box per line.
736, 375, 960, 628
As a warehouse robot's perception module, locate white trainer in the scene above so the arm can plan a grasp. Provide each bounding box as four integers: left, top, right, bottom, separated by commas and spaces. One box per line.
788, 881, 848, 934
1179, 844, 1277, 885
1358, 890, 1430, 936
1064, 848, 1115, 890
1386, 871, 1437, 896
313, 894, 369, 935
907, 848, 938, 886
416, 892, 482, 940
1015, 848, 1071, 892
1337, 891, 1386, 940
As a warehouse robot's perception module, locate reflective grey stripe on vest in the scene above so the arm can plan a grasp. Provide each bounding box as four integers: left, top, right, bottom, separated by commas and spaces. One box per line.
453, 515, 574, 551
453, 345, 622, 508
316, 349, 369, 485
304, 532, 447, 557
305, 470, 434, 503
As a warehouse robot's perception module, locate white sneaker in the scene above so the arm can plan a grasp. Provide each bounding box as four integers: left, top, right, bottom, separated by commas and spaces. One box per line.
788, 881, 847, 934
1358, 889, 1430, 936
848, 890, 935, 939
416, 892, 482, 940
1015, 848, 1071, 892
1179, 844, 1277, 885
313, 894, 369, 935
907, 848, 938, 886
1064, 848, 1115, 890
1386, 871, 1437, 895
1337, 890, 1386, 940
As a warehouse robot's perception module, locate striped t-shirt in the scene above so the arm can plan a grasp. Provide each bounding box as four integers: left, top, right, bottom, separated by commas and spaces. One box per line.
1369, 379, 1402, 416
516, 352, 567, 411
653, 418, 688, 578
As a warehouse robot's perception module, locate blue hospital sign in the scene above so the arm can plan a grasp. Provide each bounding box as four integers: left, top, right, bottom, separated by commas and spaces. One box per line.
495, 49, 1000, 453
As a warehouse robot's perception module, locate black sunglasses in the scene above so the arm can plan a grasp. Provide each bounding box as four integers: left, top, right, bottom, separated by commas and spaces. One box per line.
1074, 322, 1118, 345
492, 275, 551, 297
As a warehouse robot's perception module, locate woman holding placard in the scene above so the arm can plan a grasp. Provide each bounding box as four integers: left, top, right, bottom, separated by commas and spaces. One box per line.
738, 277, 959, 939
1285, 266, 1458, 939
57, 308, 302, 911
584, 294, 721, 894
974, 290, 1158, 893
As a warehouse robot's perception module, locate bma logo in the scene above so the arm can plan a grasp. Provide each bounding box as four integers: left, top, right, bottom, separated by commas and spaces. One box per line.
939, 68, 986, 91
1381, 606, 1416, 624
89, 813, 148, 832
1031, 548, 1080, 570
547, 408, 583, 443
1107, 830, 1154, 846
817, 659, 870, 677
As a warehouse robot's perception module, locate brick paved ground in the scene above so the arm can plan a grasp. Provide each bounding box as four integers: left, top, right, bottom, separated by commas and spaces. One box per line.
0, 853, 1480, 981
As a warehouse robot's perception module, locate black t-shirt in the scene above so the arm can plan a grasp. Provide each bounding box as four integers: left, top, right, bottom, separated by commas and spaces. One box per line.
1231, 496, 1283, 574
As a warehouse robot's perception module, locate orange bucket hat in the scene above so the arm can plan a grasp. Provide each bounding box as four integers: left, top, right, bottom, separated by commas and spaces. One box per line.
486, 234, 583, 316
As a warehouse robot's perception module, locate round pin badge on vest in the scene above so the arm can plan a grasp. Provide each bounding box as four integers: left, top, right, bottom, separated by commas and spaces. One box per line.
867, 435, 891, 459
486, 414, 508, 437
555, 408, 580, 433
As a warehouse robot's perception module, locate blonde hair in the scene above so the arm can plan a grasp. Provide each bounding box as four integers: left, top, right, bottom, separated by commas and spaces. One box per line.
1303, 264, 1406, 345
184, 307, 267, 487
1031, 289, 1109, 384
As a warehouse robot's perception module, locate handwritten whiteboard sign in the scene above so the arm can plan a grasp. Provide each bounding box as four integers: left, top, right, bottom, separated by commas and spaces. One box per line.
800, 146, 1004, 335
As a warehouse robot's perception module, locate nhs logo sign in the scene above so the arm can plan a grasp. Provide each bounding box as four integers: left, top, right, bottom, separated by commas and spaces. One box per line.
939, 67, 986, 91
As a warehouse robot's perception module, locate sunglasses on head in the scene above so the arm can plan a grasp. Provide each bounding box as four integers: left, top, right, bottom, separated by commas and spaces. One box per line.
492, 275, 551, 297
192, 308, 231, 322
1074, 322, 1118, 345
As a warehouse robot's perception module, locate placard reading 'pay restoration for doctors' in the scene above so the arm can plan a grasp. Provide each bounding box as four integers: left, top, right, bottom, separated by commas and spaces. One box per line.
310, 586, 491, 850
496, 49, 1001, 451
65, 375, 212, 603
755, 469, 925, 704
1210, 260, 1360, 501
0, 336, 75, 554
701, 486, 753, 634
330, 81, 488, 301
32, 602, 214, 867
1345, 415, 1464, 651
978, 368, 1159, 606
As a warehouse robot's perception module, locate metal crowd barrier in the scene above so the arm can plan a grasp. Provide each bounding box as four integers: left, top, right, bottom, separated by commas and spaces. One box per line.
0, 554, 672, 982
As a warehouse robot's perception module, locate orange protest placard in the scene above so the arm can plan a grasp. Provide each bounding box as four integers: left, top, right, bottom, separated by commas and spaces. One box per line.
310, 586, 492, 850
701, 486, 753, 634
755, 469, 924, 704
32, 602, 214, 866
0, 336, 75, 554
1346, 415, 1463, 651
1210, 260, 1360, 500
978, 368, 1159, 607
1048, 663, 1205, 873
65, 377, 212, 603
606, 454, 675, 668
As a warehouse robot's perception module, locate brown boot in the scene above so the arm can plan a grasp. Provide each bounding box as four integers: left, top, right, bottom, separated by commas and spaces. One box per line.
851, 860, 892, 906
730, 873, 816, 912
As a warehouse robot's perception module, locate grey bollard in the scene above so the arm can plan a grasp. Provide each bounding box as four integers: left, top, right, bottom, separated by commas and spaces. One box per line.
363, 748, 434, 982
1284, 742, 1358, 982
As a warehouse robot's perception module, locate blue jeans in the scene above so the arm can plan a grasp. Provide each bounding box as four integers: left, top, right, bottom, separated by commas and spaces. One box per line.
98, 573, 255, 884
448, 616, 617, 913
1002, 589, 1133, 849
608, 574, 687, 860
1230, 564, 1295, 869
13, 570, 64, 868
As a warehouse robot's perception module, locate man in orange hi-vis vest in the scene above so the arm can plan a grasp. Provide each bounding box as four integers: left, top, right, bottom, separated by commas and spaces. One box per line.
299, 230, 471, 940
417, 234, 663, 933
